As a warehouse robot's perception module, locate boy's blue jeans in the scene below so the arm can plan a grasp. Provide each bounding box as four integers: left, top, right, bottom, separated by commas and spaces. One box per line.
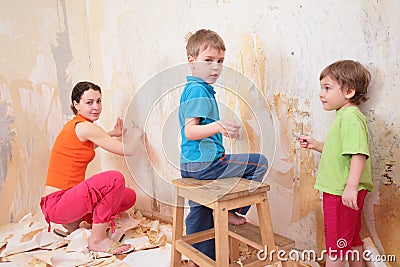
180, 153, 268, 260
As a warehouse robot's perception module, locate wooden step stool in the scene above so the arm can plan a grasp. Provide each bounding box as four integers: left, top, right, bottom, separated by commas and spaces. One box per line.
170, 177, 294, 267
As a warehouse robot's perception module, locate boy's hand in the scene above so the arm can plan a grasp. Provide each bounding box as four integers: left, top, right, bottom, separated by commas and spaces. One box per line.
298, 135, 312, 148
297, 135, 323, 153
218, 119, 241, 138
343, 154, 366, 210
342, 184, 359, 210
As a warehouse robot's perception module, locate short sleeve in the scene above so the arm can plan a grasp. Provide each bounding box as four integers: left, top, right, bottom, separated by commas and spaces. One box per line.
341, 112, 370, 158
181, 86, 215, 119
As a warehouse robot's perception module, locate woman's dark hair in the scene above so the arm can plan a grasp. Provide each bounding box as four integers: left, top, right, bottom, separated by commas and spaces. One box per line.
70, 81, 102, 115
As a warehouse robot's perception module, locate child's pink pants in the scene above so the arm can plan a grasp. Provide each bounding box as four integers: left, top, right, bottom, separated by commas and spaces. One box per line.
40, 170, 136, 232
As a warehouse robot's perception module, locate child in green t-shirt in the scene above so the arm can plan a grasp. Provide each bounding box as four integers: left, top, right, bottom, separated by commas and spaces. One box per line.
299, 60, 373, 266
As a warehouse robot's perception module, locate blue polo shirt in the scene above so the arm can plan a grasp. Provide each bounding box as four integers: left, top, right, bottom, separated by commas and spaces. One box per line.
179, 76, 225, 163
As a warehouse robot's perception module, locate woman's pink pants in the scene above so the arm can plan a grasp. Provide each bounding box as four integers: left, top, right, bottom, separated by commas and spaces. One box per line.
40, 170, 136, 232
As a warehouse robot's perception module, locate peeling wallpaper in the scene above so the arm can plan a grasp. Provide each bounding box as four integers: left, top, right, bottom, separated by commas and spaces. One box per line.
0, 0, 398, 260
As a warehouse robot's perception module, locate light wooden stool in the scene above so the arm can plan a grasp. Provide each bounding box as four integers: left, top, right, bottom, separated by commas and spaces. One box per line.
170, 177, 294, 267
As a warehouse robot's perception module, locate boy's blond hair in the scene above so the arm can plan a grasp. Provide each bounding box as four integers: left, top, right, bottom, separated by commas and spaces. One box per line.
320, 60, 371, 105
185, 29, 226, 58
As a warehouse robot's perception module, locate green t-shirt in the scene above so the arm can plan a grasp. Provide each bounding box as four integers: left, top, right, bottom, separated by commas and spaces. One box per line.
315, 107, 374, 195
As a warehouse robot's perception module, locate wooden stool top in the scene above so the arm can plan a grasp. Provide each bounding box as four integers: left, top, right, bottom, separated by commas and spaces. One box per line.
172, 177, 270, 203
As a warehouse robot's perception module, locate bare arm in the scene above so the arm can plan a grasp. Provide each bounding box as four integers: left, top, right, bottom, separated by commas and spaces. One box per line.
91, 117, 124, 149
75, 121, 143, 156
184, 118, 241, 140
341, 154, 367, 210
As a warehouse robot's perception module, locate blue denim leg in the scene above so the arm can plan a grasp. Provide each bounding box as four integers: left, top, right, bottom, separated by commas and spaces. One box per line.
215, 154, 268, 214
181, 153, 268, 183
185, 200, 215, 259
216, 153, 268, 182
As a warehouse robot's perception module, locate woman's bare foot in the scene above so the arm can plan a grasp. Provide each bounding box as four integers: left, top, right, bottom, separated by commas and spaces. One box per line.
119, 211, 130, 218
62, 220, 82, 234
228, 211, 246, 225
79, 221, 92, 229
88, 237, 131, 254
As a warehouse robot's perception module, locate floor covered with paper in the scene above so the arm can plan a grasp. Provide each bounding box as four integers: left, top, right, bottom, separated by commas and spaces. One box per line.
0, 211, 187, 267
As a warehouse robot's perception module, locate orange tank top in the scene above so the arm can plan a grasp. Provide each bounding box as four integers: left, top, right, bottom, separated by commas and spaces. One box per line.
45, 114, 95, 190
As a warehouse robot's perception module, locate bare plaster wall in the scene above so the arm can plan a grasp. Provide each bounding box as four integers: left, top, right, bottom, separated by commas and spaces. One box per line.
0, 0, 398, 260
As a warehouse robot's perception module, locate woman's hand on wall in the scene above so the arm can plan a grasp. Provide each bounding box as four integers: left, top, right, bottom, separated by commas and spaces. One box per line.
123, 122, 144, 156
108, 117, 126, 138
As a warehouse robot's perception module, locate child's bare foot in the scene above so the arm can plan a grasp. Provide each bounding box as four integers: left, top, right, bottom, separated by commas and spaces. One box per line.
88, 237, 131, 254
228, 211, 246, 225
187, 260, 199, 267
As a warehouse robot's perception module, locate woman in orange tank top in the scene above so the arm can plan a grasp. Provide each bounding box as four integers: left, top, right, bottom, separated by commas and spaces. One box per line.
41, 81, 143, 255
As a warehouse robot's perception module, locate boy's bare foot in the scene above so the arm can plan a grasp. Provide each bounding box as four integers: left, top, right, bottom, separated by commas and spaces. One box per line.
212, 210, 247, 225
228, 211, 246, 225
88, 237, 131, 254
187, 260, 199, 267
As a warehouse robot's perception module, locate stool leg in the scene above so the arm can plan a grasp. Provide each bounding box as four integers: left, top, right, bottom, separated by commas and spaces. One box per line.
214, 202, 229, 267
256, 193, 276, 263
229, 236, 240, 264
171, 188, 185, 267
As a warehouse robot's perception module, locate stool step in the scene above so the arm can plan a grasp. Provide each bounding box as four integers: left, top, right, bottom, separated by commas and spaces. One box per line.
229, 222, 295, 251
175, 240, 215, 266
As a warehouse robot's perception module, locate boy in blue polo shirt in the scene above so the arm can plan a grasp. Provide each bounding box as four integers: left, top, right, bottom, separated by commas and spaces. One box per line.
179, 29, 268, 265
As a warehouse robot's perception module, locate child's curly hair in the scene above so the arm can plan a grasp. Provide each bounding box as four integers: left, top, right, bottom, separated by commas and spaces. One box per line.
320, 60, 371, 105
